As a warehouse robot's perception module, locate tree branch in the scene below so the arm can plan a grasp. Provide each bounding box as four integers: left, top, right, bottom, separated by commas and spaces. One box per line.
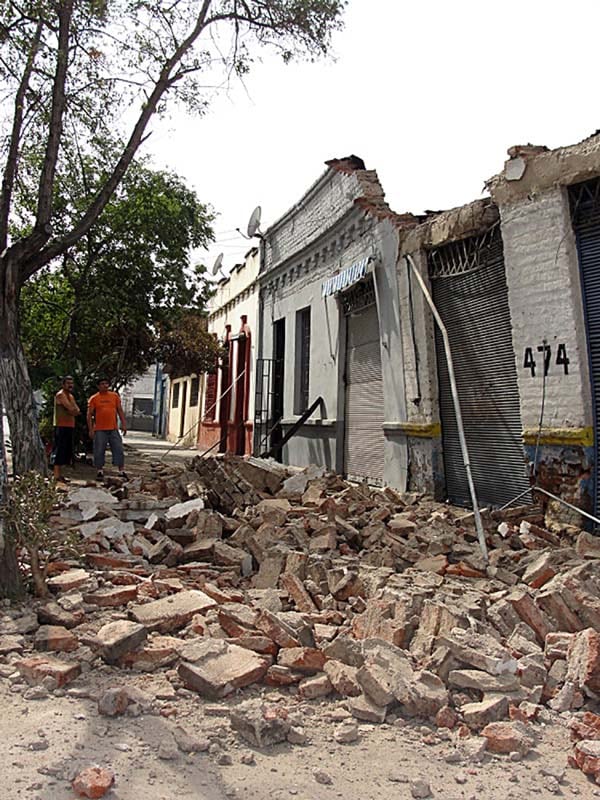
0, 17, 43, 253
22, 0, 214, 278
33, 2, 73, 235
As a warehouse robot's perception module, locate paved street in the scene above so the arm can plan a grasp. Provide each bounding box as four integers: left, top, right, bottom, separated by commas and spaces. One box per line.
124, 431, 201, 466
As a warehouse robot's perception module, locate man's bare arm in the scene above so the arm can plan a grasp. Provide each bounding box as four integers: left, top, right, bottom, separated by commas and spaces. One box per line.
58, 392, 80, 416
116, 398, 127, 435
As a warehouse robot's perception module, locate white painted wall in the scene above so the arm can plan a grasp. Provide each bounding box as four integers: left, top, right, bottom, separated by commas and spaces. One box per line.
259, 166, 408, 488
166, 374, 204, 444
499, 188, 592, 431
202, 249, 260, 425
121, 367, 156, 418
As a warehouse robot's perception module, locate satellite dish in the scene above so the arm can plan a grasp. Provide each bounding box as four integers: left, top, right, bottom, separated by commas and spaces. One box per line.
211, 253, 224, 276
247, 205, 263, 238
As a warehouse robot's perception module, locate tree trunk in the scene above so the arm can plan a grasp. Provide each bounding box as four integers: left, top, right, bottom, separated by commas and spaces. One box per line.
0, 412, 23, 599
29, 547, 48, 598
0, 255, 46, 476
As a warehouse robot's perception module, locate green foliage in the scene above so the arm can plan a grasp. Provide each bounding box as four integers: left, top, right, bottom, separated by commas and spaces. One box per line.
4, 472, 80, 596
156, 313, 221, 379
20, 157, 215, 394
1, 1, 346, 243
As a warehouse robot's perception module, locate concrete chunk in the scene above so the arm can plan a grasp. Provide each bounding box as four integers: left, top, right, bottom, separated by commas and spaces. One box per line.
439, 628, 518, 676
462, 696, 509, 729
94, 620, 148, 664
130, 590, 216, 632
229, 699, 290, 746
178, 640, 269, 698
347, 693, 387, 724
567, 628, 600, 696
448, 669, 520, 692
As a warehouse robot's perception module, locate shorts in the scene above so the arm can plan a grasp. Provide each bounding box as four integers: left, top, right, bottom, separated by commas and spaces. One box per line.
93, 429, 124, 468
52, 426, 74, 466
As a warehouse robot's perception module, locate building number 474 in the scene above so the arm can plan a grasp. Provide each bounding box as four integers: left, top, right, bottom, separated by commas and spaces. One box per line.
523, 343, 570, 377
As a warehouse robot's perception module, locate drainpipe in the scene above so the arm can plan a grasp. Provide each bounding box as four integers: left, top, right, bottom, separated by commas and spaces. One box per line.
403, 254, 488, 562
255, 239, 266, 455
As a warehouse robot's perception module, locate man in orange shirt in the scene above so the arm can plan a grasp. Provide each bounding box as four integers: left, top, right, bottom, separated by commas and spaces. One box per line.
87, 378, 128, 480
52, 375, 80, 482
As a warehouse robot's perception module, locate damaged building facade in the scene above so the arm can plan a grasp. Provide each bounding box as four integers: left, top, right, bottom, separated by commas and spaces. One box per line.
396, 134, 600, 520
251, 133, 600, 522
255, 157, 407, 490
196, 247, 260, 456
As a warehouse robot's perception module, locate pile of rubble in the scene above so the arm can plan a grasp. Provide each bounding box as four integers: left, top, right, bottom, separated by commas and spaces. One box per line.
2, 454, 600, 790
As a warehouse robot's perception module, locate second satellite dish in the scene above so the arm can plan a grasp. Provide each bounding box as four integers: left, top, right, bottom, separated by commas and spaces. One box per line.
211, 253, 224, 277
247, 206, 263, 238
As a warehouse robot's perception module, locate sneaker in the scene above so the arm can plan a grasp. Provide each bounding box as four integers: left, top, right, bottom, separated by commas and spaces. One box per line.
96, 470, 104, 480
118, 471, 129, 481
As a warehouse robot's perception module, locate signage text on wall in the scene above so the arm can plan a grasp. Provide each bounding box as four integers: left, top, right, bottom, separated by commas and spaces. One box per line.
321, 256, 371, 298
523, 343, 570, 377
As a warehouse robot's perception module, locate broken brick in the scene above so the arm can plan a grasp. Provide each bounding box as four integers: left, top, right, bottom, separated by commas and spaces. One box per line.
481, 720, 536, 755
277, 646, 326, 674
83, 585, 138, 607
280, 572, 318, 613
34, 625, 78, 653
17, 655, 81, 688
72, 766, 115, 798
94, 620, 148, 665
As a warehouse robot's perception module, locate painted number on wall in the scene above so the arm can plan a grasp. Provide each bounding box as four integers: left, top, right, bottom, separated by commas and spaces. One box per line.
523, 343, 570, 377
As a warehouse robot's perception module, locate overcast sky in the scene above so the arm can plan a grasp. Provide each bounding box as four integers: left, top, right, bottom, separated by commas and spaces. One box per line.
148, 0, 600, 275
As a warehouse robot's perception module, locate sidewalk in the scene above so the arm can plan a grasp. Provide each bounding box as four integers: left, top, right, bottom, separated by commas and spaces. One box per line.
124, 431, 201, 466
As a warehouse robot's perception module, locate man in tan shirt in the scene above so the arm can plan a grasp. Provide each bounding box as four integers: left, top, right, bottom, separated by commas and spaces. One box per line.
52, 376, 80, 482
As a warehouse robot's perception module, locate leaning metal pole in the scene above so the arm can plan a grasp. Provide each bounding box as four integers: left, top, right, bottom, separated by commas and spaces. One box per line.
404, 255, 488, 562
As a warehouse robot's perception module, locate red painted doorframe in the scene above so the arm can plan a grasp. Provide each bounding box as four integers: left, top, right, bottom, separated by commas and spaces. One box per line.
219, 324, 232, 452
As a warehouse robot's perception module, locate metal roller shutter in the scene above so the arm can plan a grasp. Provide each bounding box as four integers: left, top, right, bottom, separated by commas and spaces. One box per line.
430, 228, 529, 507
570, 178, 600, 514
344, 302, 385, 485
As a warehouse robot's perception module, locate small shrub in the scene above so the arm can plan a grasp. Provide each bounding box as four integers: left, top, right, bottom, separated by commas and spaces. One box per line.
4, 472, 79, 596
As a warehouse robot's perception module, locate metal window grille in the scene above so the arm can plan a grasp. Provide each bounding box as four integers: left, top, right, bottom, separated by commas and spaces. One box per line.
428, 226, 501, 279
204, 372, 217, 421
190, 377, 200, 407
569, 177, 600, 517
340, 275, 376, 316
171, 382, 180, 408
253, 357, 284, 456
570, 176, 600, 225
297, 308, 311, 413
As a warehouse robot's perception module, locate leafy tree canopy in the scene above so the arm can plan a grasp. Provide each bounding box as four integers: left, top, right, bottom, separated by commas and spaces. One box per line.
20, 154, 216, 394
156, 313, 220, 379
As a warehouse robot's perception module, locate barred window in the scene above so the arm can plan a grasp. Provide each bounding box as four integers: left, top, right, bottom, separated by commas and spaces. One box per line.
294, 307, 311, 413
204, 372, 217, 421
190, 376, 200, 406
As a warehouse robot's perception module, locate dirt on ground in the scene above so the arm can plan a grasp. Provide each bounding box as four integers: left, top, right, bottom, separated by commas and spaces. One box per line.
1, 442, 600, 800
1, 668, 595, 800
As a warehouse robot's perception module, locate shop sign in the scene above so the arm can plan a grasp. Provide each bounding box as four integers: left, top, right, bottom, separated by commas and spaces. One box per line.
321, 256, 370, 298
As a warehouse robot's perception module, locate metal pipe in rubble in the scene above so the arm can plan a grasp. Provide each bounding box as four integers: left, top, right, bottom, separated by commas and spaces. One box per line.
403, 254, 489, 562
532, 486, 600, 528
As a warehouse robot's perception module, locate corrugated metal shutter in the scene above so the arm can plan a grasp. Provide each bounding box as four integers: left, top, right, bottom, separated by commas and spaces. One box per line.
431, 228, 529, 507
344, 303, 385, 485
570, 178, 600, 514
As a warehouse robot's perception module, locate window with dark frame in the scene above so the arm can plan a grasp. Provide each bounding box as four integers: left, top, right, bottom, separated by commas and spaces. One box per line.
295, 307, 311, 414
190, 376, 200, 406
172, 382, 180, 408
204, 371, 217, 421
